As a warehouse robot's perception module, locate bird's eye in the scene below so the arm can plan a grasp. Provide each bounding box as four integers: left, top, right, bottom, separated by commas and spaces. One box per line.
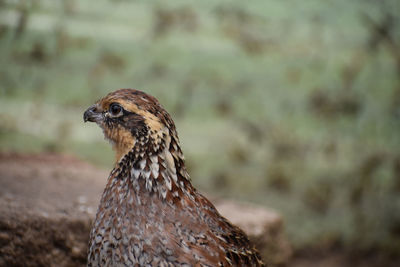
109, 103, 123, 117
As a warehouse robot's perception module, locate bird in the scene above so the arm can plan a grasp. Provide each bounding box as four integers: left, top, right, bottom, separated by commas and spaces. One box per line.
83, 89, 265, 267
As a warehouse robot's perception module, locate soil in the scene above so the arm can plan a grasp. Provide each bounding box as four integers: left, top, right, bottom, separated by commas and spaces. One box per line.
0, 152, 290, 266
0, 152, 398, 267
0, 152, 106, 267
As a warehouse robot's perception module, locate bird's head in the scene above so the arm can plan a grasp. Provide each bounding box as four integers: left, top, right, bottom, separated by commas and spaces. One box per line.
83, 89, 177, 162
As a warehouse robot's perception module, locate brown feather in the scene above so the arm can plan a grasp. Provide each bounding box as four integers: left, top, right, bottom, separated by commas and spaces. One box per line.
85, 89, 265, 266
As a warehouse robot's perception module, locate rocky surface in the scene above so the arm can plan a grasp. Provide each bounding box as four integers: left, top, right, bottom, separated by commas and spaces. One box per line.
214, 200, 291, 266
0, 152, 291, 266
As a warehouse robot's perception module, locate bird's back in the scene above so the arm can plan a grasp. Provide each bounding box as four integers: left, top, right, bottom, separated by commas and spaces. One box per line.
88, 162, 264, 267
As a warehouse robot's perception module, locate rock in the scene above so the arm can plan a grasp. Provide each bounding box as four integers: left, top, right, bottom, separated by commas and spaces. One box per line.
0, 152, 104, 267
0, 152, 291, 266
213, 199, 292, 266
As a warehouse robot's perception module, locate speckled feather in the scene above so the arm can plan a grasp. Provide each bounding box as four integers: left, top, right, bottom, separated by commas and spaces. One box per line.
85, 89, 265, 267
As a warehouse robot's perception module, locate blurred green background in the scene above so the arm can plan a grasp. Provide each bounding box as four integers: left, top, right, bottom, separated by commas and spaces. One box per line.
1, 0, 400, 258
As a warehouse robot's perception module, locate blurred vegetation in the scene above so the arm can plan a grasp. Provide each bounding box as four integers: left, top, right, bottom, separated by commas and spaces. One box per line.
1, 0, 400, 257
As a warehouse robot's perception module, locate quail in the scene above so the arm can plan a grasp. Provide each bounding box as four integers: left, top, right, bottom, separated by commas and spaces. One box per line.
83, 89, 265, 267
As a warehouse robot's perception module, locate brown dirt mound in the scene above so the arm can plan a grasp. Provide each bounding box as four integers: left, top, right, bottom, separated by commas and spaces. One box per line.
0, 152, 290, 266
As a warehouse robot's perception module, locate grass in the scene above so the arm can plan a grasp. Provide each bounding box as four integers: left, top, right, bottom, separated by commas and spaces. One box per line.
1, 0, 400, 254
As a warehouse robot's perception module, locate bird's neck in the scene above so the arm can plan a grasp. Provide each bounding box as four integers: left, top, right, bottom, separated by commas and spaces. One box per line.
113, 131, 194, 202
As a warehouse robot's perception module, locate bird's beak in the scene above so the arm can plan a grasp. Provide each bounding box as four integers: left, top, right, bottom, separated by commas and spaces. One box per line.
83, 104, 103, 123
